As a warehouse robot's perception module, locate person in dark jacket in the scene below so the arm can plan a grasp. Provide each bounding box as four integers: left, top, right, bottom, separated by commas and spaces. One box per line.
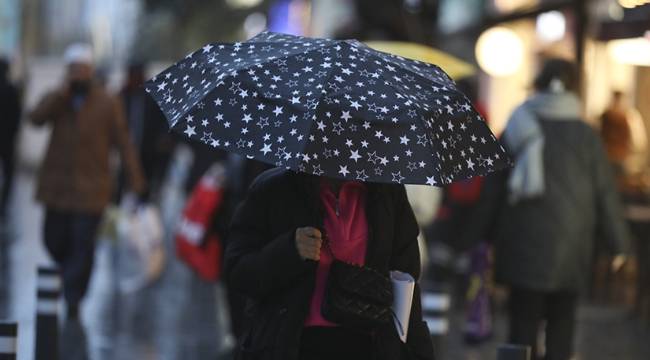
466, 59, 629, 360
117, 62, 174, 201
0, 58, 21, 222
224, 168, 435, 360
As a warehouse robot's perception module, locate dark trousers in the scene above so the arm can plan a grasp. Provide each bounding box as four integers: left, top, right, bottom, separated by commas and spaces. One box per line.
43, 209, 102, 307
0, 148, 15, 218
508, 287, 577, 360
299, 326, 373, 360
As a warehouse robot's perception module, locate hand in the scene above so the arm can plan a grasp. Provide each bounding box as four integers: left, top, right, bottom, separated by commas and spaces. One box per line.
295, 227, 323, 261
611, 255, 626, 273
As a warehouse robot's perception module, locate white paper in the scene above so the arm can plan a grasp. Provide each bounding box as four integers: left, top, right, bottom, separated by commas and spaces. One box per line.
390, 270, 415, 343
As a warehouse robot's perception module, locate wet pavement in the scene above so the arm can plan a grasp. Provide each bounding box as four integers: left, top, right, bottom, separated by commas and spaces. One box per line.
0, 167, 233, 360
1, 165, 649, 359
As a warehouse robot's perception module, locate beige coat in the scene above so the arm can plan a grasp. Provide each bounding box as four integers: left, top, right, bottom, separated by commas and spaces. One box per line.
30, 85, 145, 213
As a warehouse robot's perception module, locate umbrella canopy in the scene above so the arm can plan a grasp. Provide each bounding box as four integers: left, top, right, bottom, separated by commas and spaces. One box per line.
364, 41, 476, 80
145, 31, 510, 186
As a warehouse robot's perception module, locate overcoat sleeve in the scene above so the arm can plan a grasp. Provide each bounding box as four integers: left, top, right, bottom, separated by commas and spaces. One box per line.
224, 180, 312, 300
390, 185, 435, 360
590, 131, 630, 255
29, 90, 68, 126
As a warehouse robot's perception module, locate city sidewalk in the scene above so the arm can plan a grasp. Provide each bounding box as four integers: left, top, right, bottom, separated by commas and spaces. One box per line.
0, 167, 233, 360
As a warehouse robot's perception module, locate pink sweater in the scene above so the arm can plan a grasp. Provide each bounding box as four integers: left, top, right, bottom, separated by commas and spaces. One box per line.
304, 180, 369, 327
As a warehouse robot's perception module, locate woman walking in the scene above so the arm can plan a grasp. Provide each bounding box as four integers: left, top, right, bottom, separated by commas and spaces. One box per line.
224, 168, 435, 360
467, 59, 629, 360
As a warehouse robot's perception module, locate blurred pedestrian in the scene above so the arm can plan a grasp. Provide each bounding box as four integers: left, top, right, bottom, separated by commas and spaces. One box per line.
600, 90, 648, 180
0, 57, 21, 224
118, 62, 174, 201
224, 169, 435, 360
466, 59, 629, 360
29, 43, 145, 320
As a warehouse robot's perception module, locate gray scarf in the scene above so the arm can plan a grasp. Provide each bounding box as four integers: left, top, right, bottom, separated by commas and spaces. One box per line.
503, 92, 582, 204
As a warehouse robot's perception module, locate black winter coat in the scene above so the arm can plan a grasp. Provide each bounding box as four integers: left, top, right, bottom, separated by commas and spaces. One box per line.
466, 119, 629, 292
224, 169, 435, 360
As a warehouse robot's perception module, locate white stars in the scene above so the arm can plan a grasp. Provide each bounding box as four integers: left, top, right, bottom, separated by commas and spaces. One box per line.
184, 125, 196, 137
312, 164, 324, 176
157, 81, 168, 92
341, 111, 352, 122
242, 113, 253, 123
350, 101, 362, 110
426, 176, 437, 186
391, 171, 405, 183
260, 143, 272, 155
214, 98, 223, 106
273, 106, 284, 116
332, 122, 344, 135
467, 159, 475, 170
290, 96, 301, 104
400, 135, 410, 145
356, 170, 369, 181
349, 149, 362, 162
339, 165, 350, 176
202, 44, 214, 53
239, 89, 249, 98
317, 121, 326, 131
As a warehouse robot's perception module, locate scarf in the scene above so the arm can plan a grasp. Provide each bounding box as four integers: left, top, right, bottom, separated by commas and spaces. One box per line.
503, 91, 582, 204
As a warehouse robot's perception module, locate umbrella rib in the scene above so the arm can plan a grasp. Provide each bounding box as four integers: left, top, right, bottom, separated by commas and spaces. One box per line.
292, 44, 348, 172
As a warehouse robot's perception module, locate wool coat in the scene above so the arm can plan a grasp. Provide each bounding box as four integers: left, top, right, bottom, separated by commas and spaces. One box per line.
466, 119, 629, 292
29, 85, 144, 213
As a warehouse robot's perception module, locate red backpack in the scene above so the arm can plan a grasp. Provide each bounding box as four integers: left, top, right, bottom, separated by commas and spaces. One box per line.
175, 165, 226, 281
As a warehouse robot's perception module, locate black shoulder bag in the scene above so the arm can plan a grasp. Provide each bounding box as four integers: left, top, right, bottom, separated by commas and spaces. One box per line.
320, 234, 394, 327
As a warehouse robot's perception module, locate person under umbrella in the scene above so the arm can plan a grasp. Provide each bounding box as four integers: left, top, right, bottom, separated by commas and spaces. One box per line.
145, 31, 509, 360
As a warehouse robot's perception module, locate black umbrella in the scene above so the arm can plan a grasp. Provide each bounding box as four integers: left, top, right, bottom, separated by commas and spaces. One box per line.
145, 31, 510, 186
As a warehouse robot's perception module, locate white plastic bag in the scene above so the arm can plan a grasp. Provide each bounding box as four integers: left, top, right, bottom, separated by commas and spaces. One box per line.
116, 201, 165, 293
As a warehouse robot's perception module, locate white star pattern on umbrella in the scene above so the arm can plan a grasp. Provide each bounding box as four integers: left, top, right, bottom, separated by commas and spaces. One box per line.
146, 31, 510, 186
